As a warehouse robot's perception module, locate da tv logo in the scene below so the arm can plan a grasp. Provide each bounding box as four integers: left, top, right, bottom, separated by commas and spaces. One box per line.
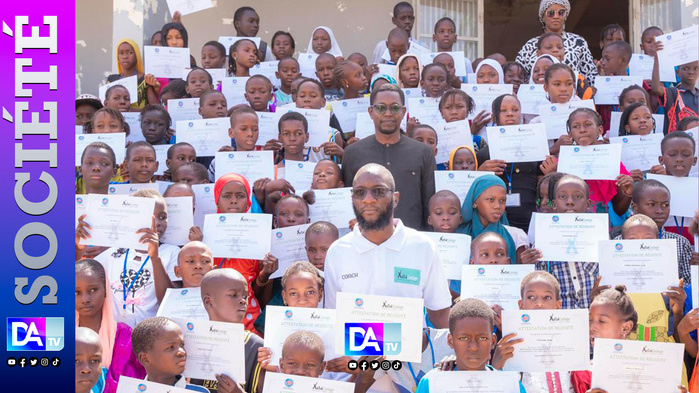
344, 322, 401, 356
7, 317, 64, 351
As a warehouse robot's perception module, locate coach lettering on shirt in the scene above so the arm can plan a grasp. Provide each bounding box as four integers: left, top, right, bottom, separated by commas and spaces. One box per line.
324, 164, 451, 328
341, 84, 436, 230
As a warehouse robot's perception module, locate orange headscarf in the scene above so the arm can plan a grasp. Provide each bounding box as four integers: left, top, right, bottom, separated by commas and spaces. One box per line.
448, 145, 479, 170
115, 39, 144, 75
75, 272, 117, 368
214, 173, 252, 213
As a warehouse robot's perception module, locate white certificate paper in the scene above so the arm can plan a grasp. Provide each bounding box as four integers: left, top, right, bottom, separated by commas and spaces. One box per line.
607, 111, 664, 138
107, 183, 159, 196
598, 239, 678, 293
264, 306, 336, 365
308, 188, 354, 229
152, 144, 169, 176
423, 232, 471, 280
166, 0, 213, 16
646, 174, 699, 217
75, 133, 125, 166
408, 97, 442, 126
270, 224, 310, 279
593, 76, 644, 105
276, 107, 331, 147
116, 377, 189, 393
517, 84, 548, 115
157, 287, 208, 320
609, 134, 663, 172
256, 111, 279, 144
144, 46, 190, 79
98, 75, 138, 103
557, 144, 622, 180
539, 99, 596, 139
435, 120, 474, 164
298, 52, 320, 80
502, 309, 590, 372
591, 338, 684, 393
460, 265, 535, 310
486, 124, 549, 163
250, 61, 281, 87
434, 170, 491, 204
221, 77, 250, 109
428, 371, 521, 393
172, 318, 246, 382
331, 97, 370, 133
203, 213, 273, 259
161, 197, 194, 246
214, 150, 275, 182
177, 118, 231, 157
284, 160, 316, 191
534, 213, 609, 262
123, 112, 145, 144
76, 195, 87, 227
354, 112, 375, 139
192, 184, 216, 228
461, 84, 514, 118
655, 25, 699, 69
80, 194, 155, 250
421, 51, 468, 76
168, 98, 202, 131
628, 53, 654, 80
335, 292, 423, 363
262, 373, 354, 393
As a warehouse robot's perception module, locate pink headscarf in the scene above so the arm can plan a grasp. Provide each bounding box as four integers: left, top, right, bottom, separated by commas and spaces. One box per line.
75, 273, 117, 368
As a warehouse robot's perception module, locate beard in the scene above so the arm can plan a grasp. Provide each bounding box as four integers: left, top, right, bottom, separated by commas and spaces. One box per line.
354, 201, 394, 231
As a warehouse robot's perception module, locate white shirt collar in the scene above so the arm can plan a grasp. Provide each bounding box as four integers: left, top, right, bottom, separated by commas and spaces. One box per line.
351, 219, 407, 253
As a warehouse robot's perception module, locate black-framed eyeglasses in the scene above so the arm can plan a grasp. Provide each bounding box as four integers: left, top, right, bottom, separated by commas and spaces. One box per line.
546, 9, 566, 18
351, 187, 394, 200
371, 104, 403, 115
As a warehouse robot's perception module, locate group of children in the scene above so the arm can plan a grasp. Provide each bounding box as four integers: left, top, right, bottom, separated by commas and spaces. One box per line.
75, 1, 699, 392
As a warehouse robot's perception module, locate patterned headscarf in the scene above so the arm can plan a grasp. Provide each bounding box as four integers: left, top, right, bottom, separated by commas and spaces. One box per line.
538, 0, 571, 30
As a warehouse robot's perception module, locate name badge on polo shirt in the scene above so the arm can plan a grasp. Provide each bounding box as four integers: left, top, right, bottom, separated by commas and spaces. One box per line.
394, 267, 421, 285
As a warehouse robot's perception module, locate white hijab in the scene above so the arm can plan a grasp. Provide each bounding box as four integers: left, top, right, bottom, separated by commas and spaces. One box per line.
474, 59, 504, 84
528, 54, 560, 83
307, 26, 343, 57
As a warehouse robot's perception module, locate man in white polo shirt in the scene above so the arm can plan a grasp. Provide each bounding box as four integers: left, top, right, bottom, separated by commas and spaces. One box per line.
323, 163, 451, 328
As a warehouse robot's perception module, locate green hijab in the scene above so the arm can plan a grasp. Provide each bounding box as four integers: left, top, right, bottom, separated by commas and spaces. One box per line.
456, 175, 517, 261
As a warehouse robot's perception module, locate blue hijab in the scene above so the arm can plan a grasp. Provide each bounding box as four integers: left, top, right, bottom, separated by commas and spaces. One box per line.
457, 175, 517, 262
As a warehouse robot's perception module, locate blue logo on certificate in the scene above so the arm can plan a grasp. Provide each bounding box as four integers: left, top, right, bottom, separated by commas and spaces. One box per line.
574, 147, 580, 152
186, 322, 194, 330
614, 343, 623, 351
275, 231, 283, 238
355, 298, 364, 307
552, 215, 559, 222
521, 314, 531, 323
477, 267, 485, 275
228, 153, 234, 159
615, 243, 623, 251
181, 289, 188, 295
219, 215, 226, 222
285, 310, 293, 318
102, 197, 109, 205
285, 378, 294, 387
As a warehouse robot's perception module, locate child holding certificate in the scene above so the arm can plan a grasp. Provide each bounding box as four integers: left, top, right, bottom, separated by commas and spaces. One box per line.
438, 89, 486, 151
427, 191, 464, 298
107, 39, 153, 108
77, 108, 128, 193
535, 33, 595, 101
174, 241, 214, 288
293, 79, 345, 160
140, 104, 173, 146
275, 58, 301, 105
76, 327, 107, 393
227, 39, 258, 77
131, 317, 210, 392
185, 68, 214, 99
103, 85, 131, 113
119, 142, 159, 184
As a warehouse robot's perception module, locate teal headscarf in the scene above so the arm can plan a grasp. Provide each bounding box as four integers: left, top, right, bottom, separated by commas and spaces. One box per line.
457, 175, 518, 262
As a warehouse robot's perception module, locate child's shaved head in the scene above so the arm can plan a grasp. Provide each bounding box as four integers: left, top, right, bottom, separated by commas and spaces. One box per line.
429, 190, 461, 211
76, 326, 102, 348
282, 331, 325, 360
164, 182, 195, 198
201, 268, 247, 297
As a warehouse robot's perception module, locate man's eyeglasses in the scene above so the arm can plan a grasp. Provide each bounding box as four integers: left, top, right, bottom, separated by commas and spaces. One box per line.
351, 187, 394, 200
546, 9, 566, 18
371, 104, 403, 115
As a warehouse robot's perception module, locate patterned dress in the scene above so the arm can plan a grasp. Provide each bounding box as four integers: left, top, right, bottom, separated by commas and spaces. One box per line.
516, 32, 598, 81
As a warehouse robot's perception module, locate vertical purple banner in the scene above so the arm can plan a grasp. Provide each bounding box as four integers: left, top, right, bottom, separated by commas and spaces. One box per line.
0, 1, 75, 388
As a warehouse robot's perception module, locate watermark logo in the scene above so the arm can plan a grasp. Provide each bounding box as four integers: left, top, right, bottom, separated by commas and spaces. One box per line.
344, 322, 401, 356
7, 318, 64, 351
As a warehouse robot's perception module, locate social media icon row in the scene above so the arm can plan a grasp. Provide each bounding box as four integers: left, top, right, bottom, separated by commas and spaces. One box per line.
7, 357, 59, 367
347, 359, 402, 371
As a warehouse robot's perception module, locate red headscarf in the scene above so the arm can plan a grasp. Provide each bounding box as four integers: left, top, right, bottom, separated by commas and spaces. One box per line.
214, 173, 252, 213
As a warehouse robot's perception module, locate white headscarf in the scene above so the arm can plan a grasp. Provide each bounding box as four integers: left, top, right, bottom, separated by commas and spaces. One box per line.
307, 26, 343, 57
475, 59, 504, 84
528, 54, 560, 83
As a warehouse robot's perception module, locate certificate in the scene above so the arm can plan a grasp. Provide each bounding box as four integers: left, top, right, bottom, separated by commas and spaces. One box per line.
593, 76, 644, 105
123, 112, 146, 144
646, 174, 699, 217
655, 25, 699, 69
460, 84, 513, 118
177, 118, 231, 157
628, 53, 654, 80
422, 233, 470, 280
539, 99, 596, 139
80, 194, 155, 250
534, 213, 609, 262
609, 134, 663, 171
408, 97, 442, 126
434, 170, 491, 204
607, 111, 664, 138
591, 338, 684, 393
203, 213, 273, 259
157, 287, 208, 320
218, 36, 261, 55
264, 306, 336, 365
270, 224, 310, 279
284, 160, 316, 191
308, 188, 354, 229
75, 133, 125, 166
517, 84, 548, 115
501, 309, 590, 372
298, 52, 320, 80
460, 265, 535, 310
557, 144, 622, 180
221, 77, 250, 109
262, 373, 354, 393
421, 51, 467, 76
275, 107, 331, 147
355, 112, 375, 139
152, 144, 169, 176
250, 61, 281, 87
192, 184, 216, 228
107, 183, 159, 195
486, 124, 549, 163
214, 150, 275, 182
161, 197, 194, 246
75, 195, 87, 228
172, 318, 246, 382
331, 97, 370, 133
435, 120, 474, 164
156, 181, 173, 195
378, 64, 397, 78
166, 0, 213, 16
144, 46, 190, 79
256, 111, 279, 144
598, 239, 678, 293
335, 292, 423, 362
98, 75, 137, 103
683, 126, 698, 177
116, 376, 189, 393
428, 371, 521, 393
402, 87, 422, 98
168, 98, 202, 131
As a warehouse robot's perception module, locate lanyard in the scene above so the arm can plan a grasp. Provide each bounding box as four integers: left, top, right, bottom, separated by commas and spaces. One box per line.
505, 164, 515, 194
673, 216, 685, 235
658, 228, 663, 239
407, 330, 434, 390
122, 249, 150, 310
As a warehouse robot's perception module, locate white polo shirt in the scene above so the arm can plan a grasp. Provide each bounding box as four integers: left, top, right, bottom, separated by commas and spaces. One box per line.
324, 220, 451, 311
